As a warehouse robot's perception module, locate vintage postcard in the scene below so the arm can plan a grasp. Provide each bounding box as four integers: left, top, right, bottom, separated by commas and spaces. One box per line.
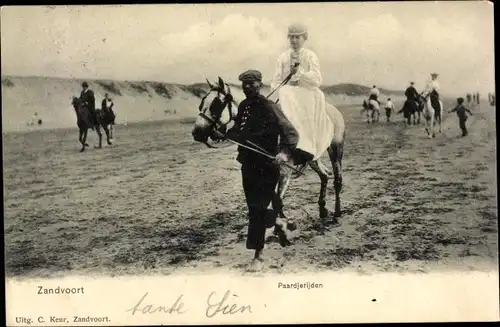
2, 2, 498, 325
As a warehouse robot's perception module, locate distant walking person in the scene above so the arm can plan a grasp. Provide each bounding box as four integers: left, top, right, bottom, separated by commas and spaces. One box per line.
466, 93, 472, 105
476, 92, 480, 105
449, 97, 473, 137
384, 97, 395, 122
80, 81, 97, 128
101, 93, 116, 125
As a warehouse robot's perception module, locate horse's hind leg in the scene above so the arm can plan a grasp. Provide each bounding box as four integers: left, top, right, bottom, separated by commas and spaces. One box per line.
104, 125, 113, 145
431, 115, 436, 138
327, 139, 344, 221
79, 129, 85, 152
81, 129, 89, 152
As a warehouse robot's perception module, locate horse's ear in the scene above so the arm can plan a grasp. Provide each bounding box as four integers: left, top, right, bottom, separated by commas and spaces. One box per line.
218, 77, 225, 91
206, 78, 215, 90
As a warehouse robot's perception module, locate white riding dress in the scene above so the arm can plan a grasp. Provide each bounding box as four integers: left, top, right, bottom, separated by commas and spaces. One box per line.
271, 48, 334, 160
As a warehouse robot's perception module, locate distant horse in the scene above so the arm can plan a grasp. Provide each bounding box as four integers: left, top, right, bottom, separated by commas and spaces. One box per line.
400, 95, 424, 125
398, 99, 417, 125
71, 97, 113, 152
415, 95, 425, 123
362, 99, 380, 123
421, 93, 443, 138
192, 77, 346, 234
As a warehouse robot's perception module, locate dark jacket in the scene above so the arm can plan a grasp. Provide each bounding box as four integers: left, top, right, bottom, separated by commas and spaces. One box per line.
405, 86, 419, 101
101, 98, 114, 111
450, 104, 473, 120
80, 89, 96, 111
226, 94, 299, 165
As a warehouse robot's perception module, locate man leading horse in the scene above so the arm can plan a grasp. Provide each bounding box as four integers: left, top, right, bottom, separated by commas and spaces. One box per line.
192, 23, 346, 272
212, 70, 298, 272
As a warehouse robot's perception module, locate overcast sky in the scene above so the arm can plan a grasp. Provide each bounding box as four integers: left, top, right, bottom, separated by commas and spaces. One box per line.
1, 2, 495, 96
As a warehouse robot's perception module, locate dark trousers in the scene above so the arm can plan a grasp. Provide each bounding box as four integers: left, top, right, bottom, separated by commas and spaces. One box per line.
241, 161, 280, 250
459, 116, 468, 135
385, 108, 392, 119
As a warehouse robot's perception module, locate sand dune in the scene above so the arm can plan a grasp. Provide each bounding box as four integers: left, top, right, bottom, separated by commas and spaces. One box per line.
2, 75, 407, 133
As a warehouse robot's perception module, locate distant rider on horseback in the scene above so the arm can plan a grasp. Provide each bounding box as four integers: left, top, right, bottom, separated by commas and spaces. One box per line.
369, 85, 380, 105
405, 81, 419, 103
423, 73, 442, 111
101, 93, 116, 125
80, 81, 98, 128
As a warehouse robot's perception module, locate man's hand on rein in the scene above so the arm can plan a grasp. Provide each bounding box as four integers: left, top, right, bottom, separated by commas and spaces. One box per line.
274, 151, 290, 165
213, 130, 226, 140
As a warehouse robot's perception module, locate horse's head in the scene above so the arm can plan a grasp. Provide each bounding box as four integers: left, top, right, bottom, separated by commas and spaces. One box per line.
362, 99, 368, 109
191, 76, 237, 144
71, 96, 80, 108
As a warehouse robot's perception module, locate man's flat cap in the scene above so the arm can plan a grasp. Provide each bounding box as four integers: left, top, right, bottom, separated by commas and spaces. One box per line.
238, 70, 262, 83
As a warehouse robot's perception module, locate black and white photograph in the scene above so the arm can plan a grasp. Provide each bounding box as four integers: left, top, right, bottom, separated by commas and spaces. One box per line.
3, 2, 498, 324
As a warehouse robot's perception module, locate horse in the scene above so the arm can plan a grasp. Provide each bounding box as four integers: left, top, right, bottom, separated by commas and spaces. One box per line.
421, 93, 443, 138
362, 99, 380, 123
398, 100, 417, 125
400, 95, 425, 125
191, 77, 346, 234
71, 97, 113, 152
415, 95, 424, 123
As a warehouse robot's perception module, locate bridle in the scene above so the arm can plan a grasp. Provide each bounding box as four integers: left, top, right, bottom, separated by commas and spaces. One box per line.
193, 75, 305, 175
197, 79, 238, 148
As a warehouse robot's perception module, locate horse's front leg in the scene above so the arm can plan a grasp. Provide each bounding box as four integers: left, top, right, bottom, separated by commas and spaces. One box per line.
424, 113, 432, 138
274, 166, 295, 227
271, 166, 294, 246
430, 114, 436, 138
79, 129, 85, 152
81, 129, 89, 152
95, 125, 103, 148
308, 160, 329, 232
